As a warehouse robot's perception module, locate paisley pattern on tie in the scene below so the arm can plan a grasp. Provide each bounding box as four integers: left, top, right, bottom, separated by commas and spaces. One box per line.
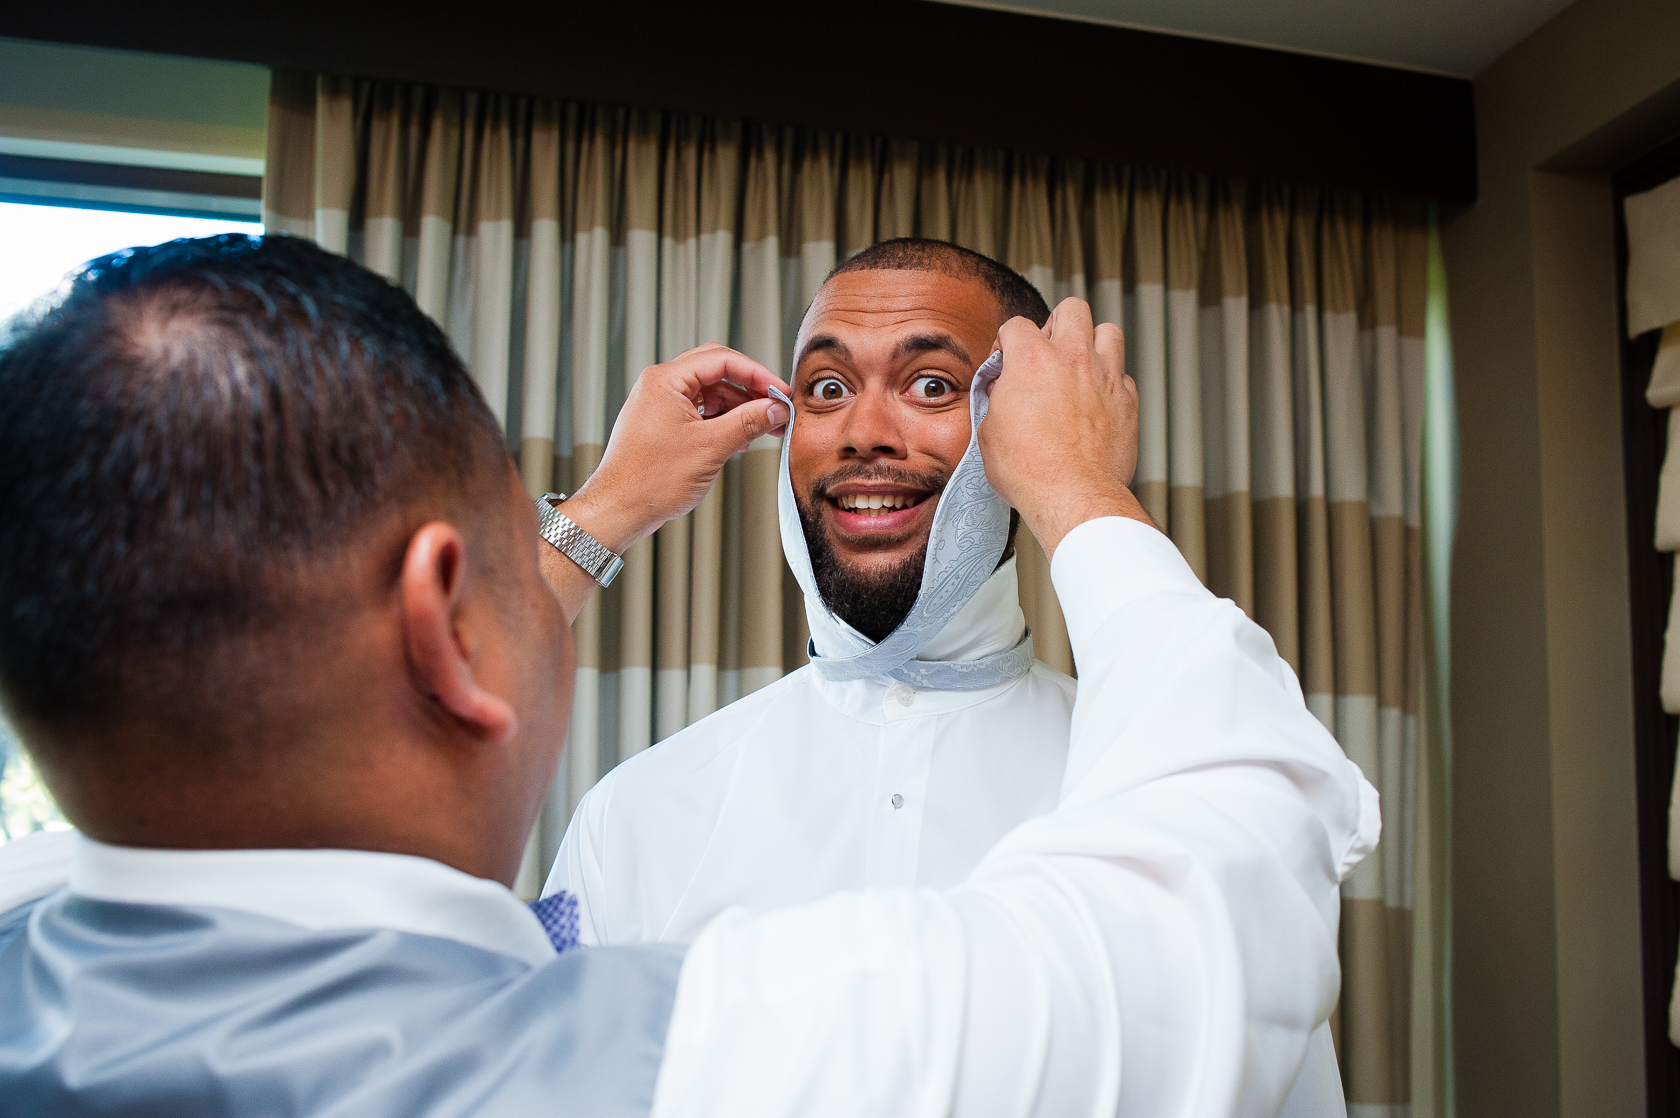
775, 351, 1035, 692
528, 891, 580, 954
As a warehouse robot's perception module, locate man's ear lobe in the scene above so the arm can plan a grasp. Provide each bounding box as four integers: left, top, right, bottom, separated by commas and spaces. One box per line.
399, 522, 518, 745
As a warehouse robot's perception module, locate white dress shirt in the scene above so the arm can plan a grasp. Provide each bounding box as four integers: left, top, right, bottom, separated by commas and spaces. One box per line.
650, 517, 1380, 1118
545, 555, 1079, 945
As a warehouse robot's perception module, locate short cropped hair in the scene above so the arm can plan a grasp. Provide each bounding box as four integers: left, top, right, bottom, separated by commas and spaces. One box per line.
829, 239, 1051, 327
0, 234, 506, 728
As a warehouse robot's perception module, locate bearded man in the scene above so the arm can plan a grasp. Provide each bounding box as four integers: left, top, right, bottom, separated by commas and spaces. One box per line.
545, 239, 1376, 1113
544, 241, 1376, 1114
545, 240, 1082, 936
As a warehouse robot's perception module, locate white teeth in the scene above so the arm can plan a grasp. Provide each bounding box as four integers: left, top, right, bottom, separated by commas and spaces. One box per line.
837, 493, 919, 512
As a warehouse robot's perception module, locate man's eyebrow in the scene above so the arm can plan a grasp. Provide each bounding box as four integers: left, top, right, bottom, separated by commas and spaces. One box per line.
893, 332, 971, 365
796, 333, 851, 365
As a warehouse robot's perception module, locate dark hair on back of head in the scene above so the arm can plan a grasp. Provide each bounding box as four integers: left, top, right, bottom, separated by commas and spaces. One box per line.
829, 238, 1051, 327
0, 234, 506, 729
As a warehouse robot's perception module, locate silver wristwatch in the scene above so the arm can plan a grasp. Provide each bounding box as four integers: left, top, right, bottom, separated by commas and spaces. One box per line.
534, 493, 624, 587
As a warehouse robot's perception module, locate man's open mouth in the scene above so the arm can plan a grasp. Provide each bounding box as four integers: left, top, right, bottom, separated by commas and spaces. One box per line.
825, 485, 937, 531
833, 492, 929, 515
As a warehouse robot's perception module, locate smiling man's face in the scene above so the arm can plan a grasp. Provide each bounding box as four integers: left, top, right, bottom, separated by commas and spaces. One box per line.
789, 267, 1006, 642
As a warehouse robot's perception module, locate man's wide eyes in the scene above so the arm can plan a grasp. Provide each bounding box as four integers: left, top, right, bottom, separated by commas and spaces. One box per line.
805, 376, 953, 401
810, 377, 850, 401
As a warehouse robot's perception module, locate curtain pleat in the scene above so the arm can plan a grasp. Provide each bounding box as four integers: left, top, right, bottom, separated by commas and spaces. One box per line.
266, 72, 1431, 1111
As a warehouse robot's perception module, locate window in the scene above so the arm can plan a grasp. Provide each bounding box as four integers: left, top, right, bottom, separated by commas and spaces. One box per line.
0, 200, 262, 844
0, 200, 261, 322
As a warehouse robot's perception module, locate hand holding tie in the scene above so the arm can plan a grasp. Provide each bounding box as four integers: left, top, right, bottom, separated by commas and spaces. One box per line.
980, 298, 1154, 557
563, 343, 790, 556
540, 344, 790, 621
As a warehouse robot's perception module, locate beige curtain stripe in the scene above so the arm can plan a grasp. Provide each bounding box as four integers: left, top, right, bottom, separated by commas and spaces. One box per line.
951, 149, 1001, 259
1164, 181, 1207, 575
717, 457, 746, 702
615, 114, 663, 763
782, 563, 810, 675
686, 122, 741, 725
1299, 495, 1336, 700
311, 77, 356, 253
1375, 518, 1408, 713
1341, 896, 1414, 1105
879, 138, 917, 242
358, 87, 403, 280
1127, 173, 1169, 528
1200, 185, 1253, 614
1004, 155, 1055, 302
740, 447, 786, 678
841, 137, 875, 259
1329, 498, 1381, 699
793, 135, 838, 305
1015, 530, 1073, 677
1050, 162, 1085, 305
1252, 496, 1300, 672
411, 92, 459, 324
918, 145, 952, 242
519, 106, 564, 459
1248, 194, 1295, 503
260, 71, 317, 234
1087, 165, 1126, 324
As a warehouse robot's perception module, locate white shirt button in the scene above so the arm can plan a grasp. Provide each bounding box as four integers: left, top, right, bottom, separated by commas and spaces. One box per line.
892, 684, 915, 707
891, 794, 904, 809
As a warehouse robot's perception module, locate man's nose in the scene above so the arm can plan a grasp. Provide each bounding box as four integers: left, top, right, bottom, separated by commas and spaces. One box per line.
838, 387, 907, 460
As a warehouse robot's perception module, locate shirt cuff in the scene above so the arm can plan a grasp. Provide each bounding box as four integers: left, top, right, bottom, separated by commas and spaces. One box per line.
1048, 517, 1206, 655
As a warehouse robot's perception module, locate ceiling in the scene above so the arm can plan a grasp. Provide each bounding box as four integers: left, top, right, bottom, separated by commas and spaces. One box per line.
931, 0, 1575, 77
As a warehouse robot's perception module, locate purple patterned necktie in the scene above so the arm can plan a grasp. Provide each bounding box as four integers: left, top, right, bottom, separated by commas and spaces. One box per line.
528, 891, 580, 954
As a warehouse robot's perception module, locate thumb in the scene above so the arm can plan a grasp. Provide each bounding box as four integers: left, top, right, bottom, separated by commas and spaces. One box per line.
719, 396, 789, 451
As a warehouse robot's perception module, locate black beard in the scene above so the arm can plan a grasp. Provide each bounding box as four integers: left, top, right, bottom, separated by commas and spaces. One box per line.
797, 486, 932, 645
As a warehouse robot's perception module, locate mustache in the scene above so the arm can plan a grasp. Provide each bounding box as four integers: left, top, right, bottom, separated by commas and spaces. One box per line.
807, 464, 948, 506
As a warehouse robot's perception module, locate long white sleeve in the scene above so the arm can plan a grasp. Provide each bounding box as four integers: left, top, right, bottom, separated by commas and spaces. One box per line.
651, 517, 1378, 1118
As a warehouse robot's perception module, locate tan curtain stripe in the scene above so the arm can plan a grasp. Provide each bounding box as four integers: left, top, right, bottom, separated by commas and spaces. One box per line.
266, 71, 1431, 1110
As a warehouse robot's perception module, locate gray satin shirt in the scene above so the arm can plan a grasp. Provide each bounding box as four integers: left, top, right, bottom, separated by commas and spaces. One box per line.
0, 892, 684, 1117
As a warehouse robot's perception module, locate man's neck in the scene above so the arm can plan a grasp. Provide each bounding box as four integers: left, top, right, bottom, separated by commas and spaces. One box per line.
34, 725, 529, 885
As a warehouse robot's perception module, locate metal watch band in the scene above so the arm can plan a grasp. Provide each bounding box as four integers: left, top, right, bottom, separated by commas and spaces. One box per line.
534, 493, 625, 587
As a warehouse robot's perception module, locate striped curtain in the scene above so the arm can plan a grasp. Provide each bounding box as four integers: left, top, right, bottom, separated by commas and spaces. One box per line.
264, 70, 1433, 1115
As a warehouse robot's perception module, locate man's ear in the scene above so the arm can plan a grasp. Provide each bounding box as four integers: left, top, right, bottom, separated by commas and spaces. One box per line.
399, 522, 518, 745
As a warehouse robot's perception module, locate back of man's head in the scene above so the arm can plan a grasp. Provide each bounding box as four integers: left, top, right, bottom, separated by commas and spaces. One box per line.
0, 235, 507, 754
828, 238, 1051, 328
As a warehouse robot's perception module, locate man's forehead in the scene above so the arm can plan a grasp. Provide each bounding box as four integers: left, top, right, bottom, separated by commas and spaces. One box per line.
794, 268, 1001, 364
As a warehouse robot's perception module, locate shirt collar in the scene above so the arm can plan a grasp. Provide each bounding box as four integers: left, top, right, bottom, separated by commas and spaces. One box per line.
916, 555, 1027, 663
805, 557, 1032, 720
67, 834, 556, 968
